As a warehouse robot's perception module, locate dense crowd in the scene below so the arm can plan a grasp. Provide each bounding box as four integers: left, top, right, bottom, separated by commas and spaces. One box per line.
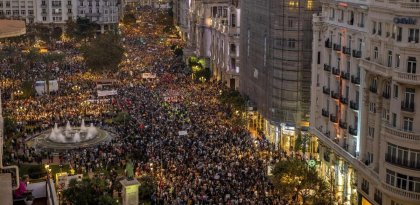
2, 7, 290, 204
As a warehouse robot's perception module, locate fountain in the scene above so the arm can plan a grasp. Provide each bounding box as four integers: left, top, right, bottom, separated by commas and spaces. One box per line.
48, 120, 99, 144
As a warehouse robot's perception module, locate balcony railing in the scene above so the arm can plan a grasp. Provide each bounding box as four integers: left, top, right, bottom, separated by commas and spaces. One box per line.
341, 71, 350, 80
385, 153, 420, 171
333, 43, 342, 51
369, 86, 377, 93
342, 46, 351, 55
383, 182, 420, 201
393, 71, 420, 85
332, 67, 340, 76
351, 75, 360, 85
323, 86, 330, 95
322, 109, 329, 117
349, 126, 358, 135
383, 123, 420, 141
382, 92, 390, 99
325, 40, 332, 48
331, 91, 340, 99
350, 101, 359, 110
352, 50, 362, 58
401, 101, 415, 112
330, 114, 338, 123
324, 64, 331, 71
340, 96, 348, 105
339, 120, 348, 129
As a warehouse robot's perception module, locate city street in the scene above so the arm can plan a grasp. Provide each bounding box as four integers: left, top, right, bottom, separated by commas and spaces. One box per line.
2, 6, 281, 205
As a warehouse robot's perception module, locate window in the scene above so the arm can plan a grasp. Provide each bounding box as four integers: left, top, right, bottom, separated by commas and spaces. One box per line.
388, 51, 393, 67
368, 152, 373, 164
369, 102, 376, 113
404, 88, 415, 110
42, 16, 46, 21
288, 19, 293, 28
264, 36, 267, 66
372, 21, 377, 34
383, 109, 390, 121
359, 13, 365, 27
394, 84, 399, 98
392, 113, 397, 127
396, 54, 400, 68
374, 47, 378, 59
68, 1, 71, 5
407, 57, 417, 74
378, 22, 382, 36
231, 14, 236, 27
247, 29, 250, 57
349, 11, 354, 25
397, 27, 402, 42
409, 29, 419, 43
288, 38, 296, 48
403, 117, 414, 131
317, 52, 320, 64
368, 127, 375, 138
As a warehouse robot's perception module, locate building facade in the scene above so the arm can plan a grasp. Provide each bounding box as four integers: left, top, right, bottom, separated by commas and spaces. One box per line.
240, 0, 320, 145
175, 0, 241, 90
311, 0, 420, 204
0, 0, 121, 32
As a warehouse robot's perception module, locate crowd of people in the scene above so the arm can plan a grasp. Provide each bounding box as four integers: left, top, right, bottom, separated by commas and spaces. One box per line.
2, 7, 291, 204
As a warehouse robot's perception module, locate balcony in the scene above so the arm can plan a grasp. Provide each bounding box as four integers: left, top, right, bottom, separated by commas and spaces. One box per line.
382, 92, 390, 99
323, 64, 331, 72
383, 123, 420, 141
350, 101, 359, 111
360, 59, 391, 77
325, 40, 332, 48
349, 126, 358, 135
352, 50, 362, 58
340, 96, 348, 105
332, 67, 340, 76
383, 182, 420, 201
323, 86, 330, 95
333, 43, 342, 51
339, 120, 348, 129
322, 109, 329, 117
385, 153, 420, 171
331, 91, 340, 99
351, 75, 360, 85
342, 46, 351, 55
330, 114, 338, 123
369, 86, 377, 93
341, 71, 350, 80
401, 101, 415, 112
393, 71, 420, 85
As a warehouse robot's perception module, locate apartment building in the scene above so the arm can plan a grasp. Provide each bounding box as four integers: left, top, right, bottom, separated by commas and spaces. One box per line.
311, 0, 420, 204
0, 0, 120, 32
176, 0, 241, 90
240, 0, 320, 145
0, 0, 36, 23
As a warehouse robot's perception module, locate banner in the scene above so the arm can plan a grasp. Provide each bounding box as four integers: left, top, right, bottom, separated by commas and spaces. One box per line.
97, 90, 118, 97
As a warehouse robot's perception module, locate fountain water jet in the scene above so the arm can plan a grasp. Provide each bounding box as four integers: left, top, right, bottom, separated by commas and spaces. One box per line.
48, 120, 99, 143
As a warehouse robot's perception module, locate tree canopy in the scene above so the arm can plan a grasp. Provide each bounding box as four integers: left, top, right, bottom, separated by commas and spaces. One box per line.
81, 33, 124, 74
62, 177, 117, 205
66, 17, 98, 41
271, 159, 335, 205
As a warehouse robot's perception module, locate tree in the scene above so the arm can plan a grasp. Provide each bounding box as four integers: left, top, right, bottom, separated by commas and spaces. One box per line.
66, 17, 98, 41
82, 33, 124, 74
271, 159, 335, 205
113, 111, 131, 125
122, 12, 136, 25
63, 177, 117, 205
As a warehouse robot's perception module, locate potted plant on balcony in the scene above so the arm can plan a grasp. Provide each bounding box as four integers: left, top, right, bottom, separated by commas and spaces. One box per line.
25, 193, 34, 205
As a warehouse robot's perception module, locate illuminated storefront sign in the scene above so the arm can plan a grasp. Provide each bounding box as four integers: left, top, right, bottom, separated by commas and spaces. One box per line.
394, 17, 416, 25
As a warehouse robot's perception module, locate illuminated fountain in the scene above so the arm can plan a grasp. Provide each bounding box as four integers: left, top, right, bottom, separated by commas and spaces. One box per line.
48, 120, 98, 144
